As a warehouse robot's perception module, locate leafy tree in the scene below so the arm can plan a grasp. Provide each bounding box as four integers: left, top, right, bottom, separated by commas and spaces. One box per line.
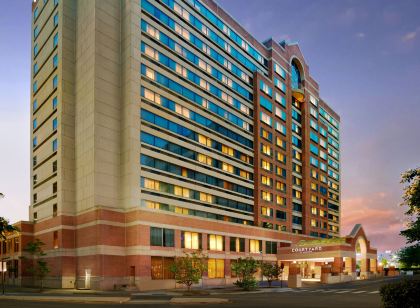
380, 258, 388, 268
22, 239, 50, 290
231, 257, 259, 291
0, 217, 18, 240
260, 262, 281, 287
399, 168, 420, 268
170, 251, 207, 291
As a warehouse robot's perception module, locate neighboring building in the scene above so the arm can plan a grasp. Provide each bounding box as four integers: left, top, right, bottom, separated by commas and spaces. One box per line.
21, 0, 367, 290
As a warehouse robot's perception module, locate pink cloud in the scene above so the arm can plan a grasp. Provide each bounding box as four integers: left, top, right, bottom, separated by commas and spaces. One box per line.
341, 192, 407, 252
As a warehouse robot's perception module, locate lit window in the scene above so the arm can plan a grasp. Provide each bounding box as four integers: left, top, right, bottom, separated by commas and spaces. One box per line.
311, 207, 317, 215
261, 144, 271, 156
276, 195, 286, 206
198, 134, 211, 147
261, 176, 272, 187
249, 239, 261, 253
261, 207, 272, 217
182, 231, 201, 249
222, 145, 234, 157
261, 191, 272, 202
222, 163, 234, 173
208, 234, 224, 251
208, 259, 224, 278
261, 160, 271, 171
260, 112, 272, 126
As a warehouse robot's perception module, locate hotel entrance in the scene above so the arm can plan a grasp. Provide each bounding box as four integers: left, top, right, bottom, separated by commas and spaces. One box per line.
277, 225, 378, 285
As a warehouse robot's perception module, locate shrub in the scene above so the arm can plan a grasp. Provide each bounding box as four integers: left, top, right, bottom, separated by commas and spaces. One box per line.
380, 279, 420, 308
260, 262, 281, 287
231, 257, 259, 291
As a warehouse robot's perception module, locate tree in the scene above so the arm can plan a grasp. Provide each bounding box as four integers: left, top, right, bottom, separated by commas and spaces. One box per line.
170, 251, 207, 291
0, 217, 18, 240
22, 239, 50, 290
260, 262, 281, 287
399, 168, 420, 268
231, 257, 259, 291
380, 258, 388, 268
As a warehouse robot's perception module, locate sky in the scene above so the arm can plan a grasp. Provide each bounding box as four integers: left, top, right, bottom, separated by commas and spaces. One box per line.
0, 0, 419, 253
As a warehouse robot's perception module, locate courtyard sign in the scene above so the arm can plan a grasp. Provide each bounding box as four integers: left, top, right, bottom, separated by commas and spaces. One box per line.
291, 246, 323, 253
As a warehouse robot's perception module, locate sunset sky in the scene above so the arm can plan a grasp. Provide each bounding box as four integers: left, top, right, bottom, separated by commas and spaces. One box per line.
1, 0, 419, 253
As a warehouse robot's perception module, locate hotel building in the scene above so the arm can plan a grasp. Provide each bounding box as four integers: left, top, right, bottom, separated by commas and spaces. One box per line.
3, 0, 376, 290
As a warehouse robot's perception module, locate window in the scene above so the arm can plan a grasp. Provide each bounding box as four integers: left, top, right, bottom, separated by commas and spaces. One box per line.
33, 212, 37, 220
53, 182, 57, 194
33, 100, 38, 111
249, 239, 262, 253
53, 75, 58, 88
34, 26, 39, 38
259, 80, 272, 97
34, 44, 39, 57
33, 156, 37, 166
52, 97, 58, 109
276, 137, 286, 150
261, 206, 273, 217
53, 231, 59, 249
52, 139, 58, 151
230, 237, 245, 252
33, 63, 39, 75
208, 234, 224, 251
34, 7, 39, 19
276, 195, 286, 206
53, 204, 58, 217
261, 160, 272, 172
311, 207, 317, 215
260, 112, 272, 126
260, 128, 272, 141
53, 33, 59, 48
151, 257, 175, 280
14, 238, 19, 253
261, 191, 272, 202
181, 231, 201, 249
265, 241, 277, 254
150, 227, 175, 247
52, 161, 57, 173
291, 61, 302, 89
260, 95, 272, 112
261, 175, 272, 187
293, 189, 302, 199
53, 13, 59, 26
33, 119, 37, 130
275, 107, 287, 121
261, 144, 271, 156
53, 54, 58, 68
33, 175, 37, 185
33, 81, 38, 93
276, 210, 286, 220
208, 259, 224, 278
54, 0, 59, 5
33, 193, 37, 203
276, 181, 285, 192
33, 137, 38, 148
52, 118, 58, 131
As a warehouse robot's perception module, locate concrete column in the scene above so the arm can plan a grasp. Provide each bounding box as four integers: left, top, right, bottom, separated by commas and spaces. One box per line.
320, 265, 331, 284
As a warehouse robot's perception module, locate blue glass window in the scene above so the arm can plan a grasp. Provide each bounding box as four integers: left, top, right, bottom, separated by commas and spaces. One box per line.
54, 0, 59, 5
53, 13, 58, 26
52, 139, 58, 152
310, 144, 319, 155
52, 97, 58, 109
53, 54, 58, 68
310, 131, 319, 143
291, 61, 302, 90
53, 75, 58, 88
34, 44, 39, 57
52, 118, 58, 130
260, 95, 272, 112
33, 81, 38, 93
33, 100, 38, 111
33, 119, 37, 130
53, 33, 58, 48
33, 137, 38, 148
34, 7, 39, 20
33, 63, 38, 75
34, 26, 39, 39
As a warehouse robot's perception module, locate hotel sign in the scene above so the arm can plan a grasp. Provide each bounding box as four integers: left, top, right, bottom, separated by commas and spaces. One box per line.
291, 246, 323, 253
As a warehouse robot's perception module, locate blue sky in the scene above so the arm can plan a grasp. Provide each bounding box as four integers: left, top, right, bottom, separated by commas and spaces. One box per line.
0, 0, 419, 252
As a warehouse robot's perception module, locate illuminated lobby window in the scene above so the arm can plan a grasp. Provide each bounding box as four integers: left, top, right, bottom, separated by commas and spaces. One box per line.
208, 259, 224, 278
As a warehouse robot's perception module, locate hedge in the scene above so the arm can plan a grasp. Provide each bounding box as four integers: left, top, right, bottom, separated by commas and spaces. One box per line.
379, 279, 420, 308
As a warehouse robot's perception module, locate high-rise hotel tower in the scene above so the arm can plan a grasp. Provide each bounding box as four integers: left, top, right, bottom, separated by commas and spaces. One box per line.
29, 0, 341, 289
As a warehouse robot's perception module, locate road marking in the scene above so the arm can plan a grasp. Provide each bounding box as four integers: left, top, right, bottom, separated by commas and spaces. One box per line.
353, 291, 367, 294
335, 290, 351, 293
321, 290, 336, 293
369, 291, 379, 294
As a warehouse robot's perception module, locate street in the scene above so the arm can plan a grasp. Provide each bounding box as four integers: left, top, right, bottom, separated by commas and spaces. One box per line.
0, 277, 402, 308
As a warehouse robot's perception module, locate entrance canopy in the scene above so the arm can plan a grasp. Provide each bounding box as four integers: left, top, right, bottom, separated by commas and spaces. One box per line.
278, 224, 377, 261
